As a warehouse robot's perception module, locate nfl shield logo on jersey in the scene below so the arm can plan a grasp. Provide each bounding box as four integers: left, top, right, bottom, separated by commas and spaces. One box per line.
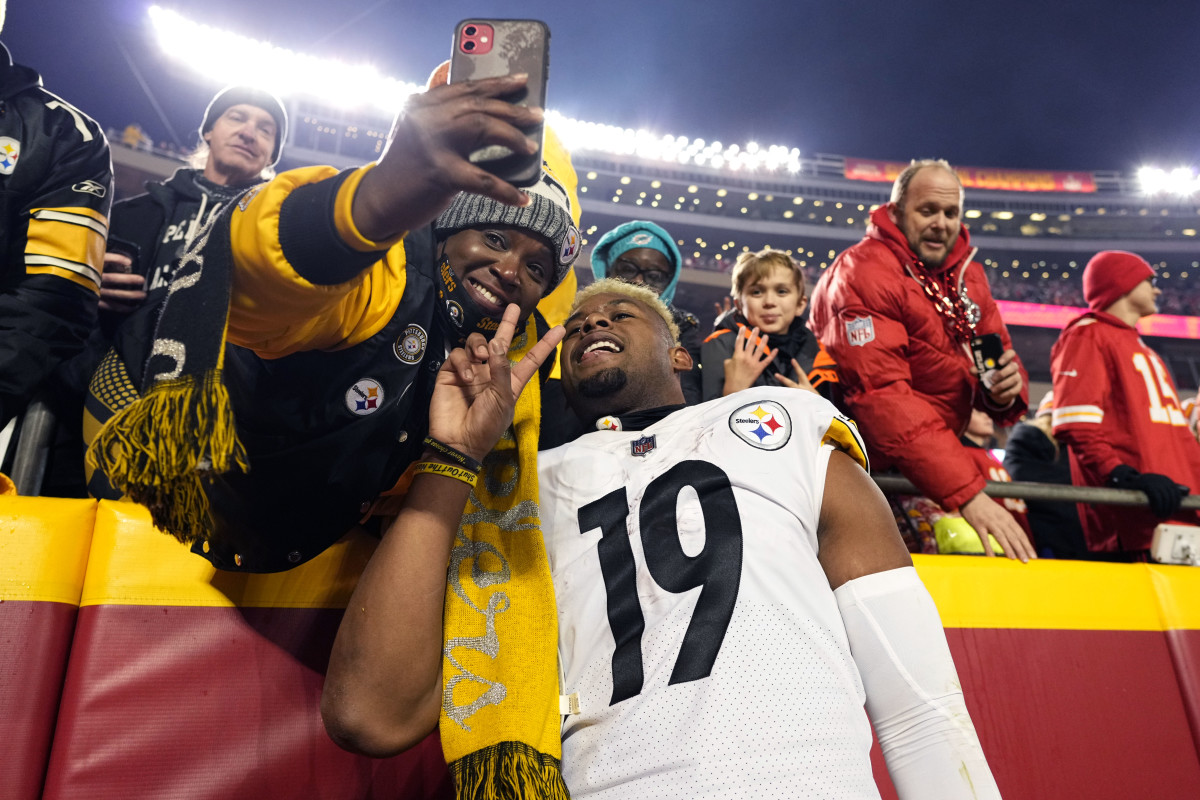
846, 316, 875, 347
630, 434, 656, 457
729, 400, 792, 451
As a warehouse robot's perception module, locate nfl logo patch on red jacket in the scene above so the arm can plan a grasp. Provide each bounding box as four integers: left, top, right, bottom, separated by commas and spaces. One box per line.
846, 316, 875, 346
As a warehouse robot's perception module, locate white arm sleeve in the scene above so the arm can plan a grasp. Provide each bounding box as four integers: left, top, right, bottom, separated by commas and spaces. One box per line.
834, 566, 1002, 800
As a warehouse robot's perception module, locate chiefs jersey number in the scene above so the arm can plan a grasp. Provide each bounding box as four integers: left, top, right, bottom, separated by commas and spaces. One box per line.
577, 460, 743, 706
1132, 352, 1188, 427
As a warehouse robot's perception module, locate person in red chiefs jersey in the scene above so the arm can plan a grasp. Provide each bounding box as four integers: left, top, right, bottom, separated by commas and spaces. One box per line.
1051, 250, 1200, 557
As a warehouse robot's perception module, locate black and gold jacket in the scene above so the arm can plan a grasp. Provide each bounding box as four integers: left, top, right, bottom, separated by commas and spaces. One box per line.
0, 42, 111, 428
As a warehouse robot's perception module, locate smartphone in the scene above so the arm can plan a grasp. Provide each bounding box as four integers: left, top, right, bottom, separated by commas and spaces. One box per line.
449, 19, 549, 187
970, 333, 1004, 374
106, 236, 142, 275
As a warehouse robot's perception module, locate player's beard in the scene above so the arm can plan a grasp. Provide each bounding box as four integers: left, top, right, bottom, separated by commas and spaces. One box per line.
576, 366, 627, 398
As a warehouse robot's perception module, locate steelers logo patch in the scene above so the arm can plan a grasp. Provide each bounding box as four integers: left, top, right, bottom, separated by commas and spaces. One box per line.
447, 300, 465, 328
728, 400, 791, 451
345, 377, 384, 416
559, 224, 581, 265
0, 137, 21, 175
394, 324, 428, 364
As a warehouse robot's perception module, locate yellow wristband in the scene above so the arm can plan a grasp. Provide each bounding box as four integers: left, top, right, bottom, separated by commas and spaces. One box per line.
413, 460, 478, 488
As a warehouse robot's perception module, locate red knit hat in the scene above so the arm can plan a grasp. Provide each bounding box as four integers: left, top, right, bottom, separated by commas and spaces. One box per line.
1083, 250, 1155, 312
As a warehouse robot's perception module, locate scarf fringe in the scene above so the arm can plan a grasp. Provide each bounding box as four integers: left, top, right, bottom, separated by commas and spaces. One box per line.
449, 741, 571, 800
86, 369, 248, 543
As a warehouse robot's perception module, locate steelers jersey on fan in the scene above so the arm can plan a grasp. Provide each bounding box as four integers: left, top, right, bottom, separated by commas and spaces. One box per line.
538, 387, 879, 799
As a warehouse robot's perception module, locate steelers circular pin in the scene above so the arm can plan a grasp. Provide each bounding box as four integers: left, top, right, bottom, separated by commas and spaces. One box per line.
394, 324, 428, 364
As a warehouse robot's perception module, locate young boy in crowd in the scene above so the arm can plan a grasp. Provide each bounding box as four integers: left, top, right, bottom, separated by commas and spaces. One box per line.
701, 248, 837, 402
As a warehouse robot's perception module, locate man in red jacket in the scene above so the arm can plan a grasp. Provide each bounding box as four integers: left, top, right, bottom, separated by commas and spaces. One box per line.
1051, 250, 1200, 557
809, 159, 1035, 561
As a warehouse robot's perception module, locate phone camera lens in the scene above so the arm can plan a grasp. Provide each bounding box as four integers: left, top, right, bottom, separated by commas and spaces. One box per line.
464, 25, 477, 35
463, 41, 475, 51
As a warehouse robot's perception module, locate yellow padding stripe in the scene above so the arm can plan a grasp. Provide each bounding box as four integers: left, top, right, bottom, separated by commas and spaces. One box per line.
1149, 565, 1200, 629
0, 496, 96, 604
914, 554, 1170, 631
80, 500, 377, 609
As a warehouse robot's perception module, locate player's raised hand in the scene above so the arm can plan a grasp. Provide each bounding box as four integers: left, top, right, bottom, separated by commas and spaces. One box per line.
722, 325, 774, 395
431, 303, 563, 461
353, 73, 543, 241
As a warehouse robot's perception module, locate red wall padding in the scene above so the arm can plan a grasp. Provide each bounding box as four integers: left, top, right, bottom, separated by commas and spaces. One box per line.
0, 496, 94, 800
1, 602, 79, 800
43, 604, 453, 800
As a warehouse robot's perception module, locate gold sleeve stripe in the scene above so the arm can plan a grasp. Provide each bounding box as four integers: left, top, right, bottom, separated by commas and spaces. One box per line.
31, 207, 110, 238
332, 163, 406, 253
821, 414, 869, 471
27, 213, 106, 287
27, 257, 102, 291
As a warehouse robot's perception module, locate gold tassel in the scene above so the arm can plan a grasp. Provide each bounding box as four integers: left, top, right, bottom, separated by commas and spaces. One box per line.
449, 742, 571, 800
86, 369, 248, 544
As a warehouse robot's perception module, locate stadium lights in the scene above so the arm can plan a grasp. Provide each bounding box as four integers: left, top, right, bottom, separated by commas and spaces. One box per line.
1138, 165, 1200, 197
148, 6, 804, 175
147, 6, 423, 111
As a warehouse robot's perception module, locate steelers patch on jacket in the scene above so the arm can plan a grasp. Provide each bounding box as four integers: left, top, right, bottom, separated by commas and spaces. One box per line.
560, 224, 581, 265
846, 315, 875, 347
447, 300, 465, 328
345, 377, 384, 416
0, 137, 21, 175
595, 415, 621, 431
728, 400, 791, 451
394, 324, 428, 364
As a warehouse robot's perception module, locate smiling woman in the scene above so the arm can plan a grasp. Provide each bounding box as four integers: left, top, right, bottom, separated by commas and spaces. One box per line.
437, 227, 552, 323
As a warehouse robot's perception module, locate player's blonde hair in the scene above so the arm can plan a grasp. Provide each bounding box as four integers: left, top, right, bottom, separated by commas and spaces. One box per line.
572, 278, 680, 345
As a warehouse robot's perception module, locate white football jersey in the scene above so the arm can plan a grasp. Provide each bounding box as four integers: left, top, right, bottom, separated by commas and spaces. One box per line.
539, 388, 881, 799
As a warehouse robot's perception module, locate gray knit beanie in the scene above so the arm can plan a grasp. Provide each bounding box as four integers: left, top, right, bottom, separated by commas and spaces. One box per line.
432, 170, 581, 293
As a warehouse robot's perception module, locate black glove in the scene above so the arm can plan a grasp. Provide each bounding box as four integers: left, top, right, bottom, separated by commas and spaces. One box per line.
1109, 464, 1189, 519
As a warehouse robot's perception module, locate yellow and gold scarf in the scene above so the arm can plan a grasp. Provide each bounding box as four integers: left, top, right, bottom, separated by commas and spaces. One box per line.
439, 314, 568, 799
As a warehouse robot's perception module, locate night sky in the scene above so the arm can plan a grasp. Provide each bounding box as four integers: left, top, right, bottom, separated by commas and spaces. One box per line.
7, 0, 1199, 173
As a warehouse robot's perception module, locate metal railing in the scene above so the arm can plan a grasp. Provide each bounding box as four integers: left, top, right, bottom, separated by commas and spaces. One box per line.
873, 475, 1200, 510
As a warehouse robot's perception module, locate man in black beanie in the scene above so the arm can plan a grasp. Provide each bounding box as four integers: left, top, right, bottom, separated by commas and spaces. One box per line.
100, 85, 288, 316
35, 86, 286, 497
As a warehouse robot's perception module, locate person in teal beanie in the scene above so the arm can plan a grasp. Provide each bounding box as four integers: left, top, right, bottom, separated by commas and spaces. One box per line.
590, 220, 701, 402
